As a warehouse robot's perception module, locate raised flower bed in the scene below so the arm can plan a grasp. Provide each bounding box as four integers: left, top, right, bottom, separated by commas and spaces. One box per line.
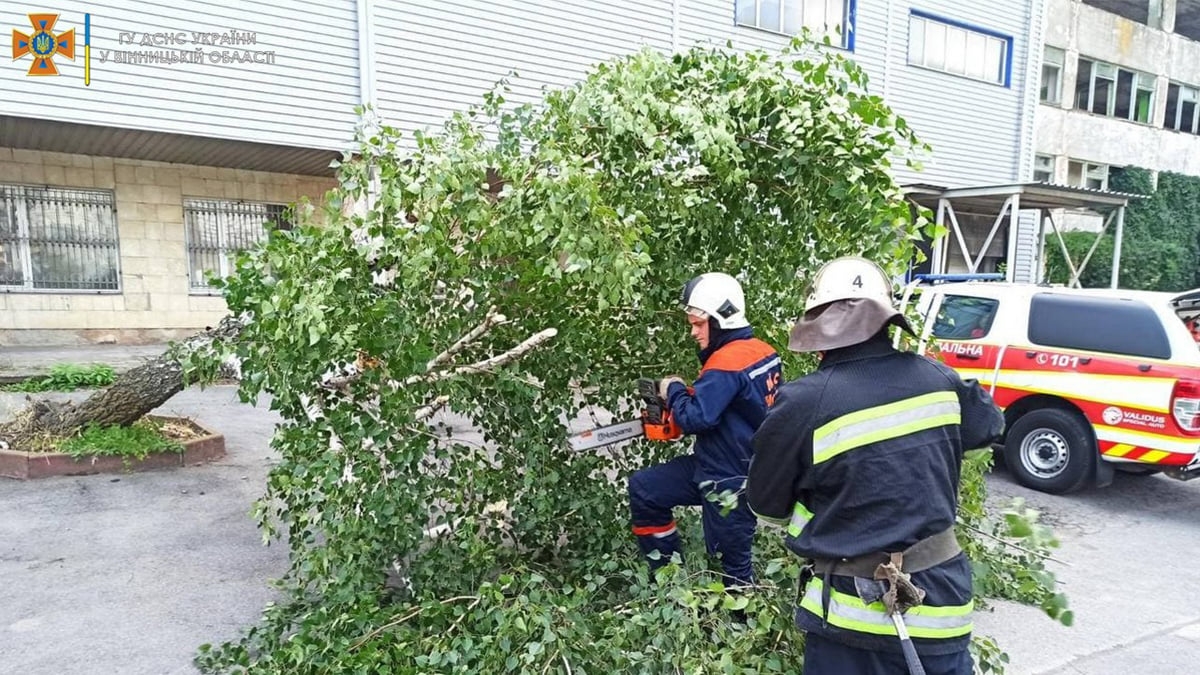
0, 415, 225, 480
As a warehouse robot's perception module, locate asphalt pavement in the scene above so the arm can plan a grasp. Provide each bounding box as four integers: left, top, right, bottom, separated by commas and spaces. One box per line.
974, 464, 1200, 674
2, 383, 1199, 674
0, 385, 285, 675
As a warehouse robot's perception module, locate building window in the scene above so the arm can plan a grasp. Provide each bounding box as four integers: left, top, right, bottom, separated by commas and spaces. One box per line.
184, 198, 290, 292
1067, 160, 1109, 191
1081, 0, 1150, 26
1041, 46, 1065, 104
0, 184, 120, 292
735, 0, 853, 48
1033, 154, 1055, 183
1177, 3, 1200, 42
1165, 82, 1200, 134
907, 12, 1012, 86
1075, 58, 1156, 123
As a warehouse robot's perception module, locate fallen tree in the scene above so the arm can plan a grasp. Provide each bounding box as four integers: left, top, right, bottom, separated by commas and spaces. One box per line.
0, 316, 245, 449
32, 36, 1060, 675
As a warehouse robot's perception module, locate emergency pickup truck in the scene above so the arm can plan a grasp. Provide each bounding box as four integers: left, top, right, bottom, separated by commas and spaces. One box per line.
899, 276, 1200, 494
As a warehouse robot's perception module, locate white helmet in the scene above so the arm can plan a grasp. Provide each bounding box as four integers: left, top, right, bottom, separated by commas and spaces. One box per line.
788, 256, 913, 353
804, 256, 896, 313
680, 272, 750, 329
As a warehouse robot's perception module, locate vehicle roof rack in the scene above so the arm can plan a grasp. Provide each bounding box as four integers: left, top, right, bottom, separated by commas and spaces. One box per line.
910, 273, 1004, 285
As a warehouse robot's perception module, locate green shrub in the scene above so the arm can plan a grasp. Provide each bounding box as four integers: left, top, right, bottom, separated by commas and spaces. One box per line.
3, 363, 116, 393
1044, 166, 1200, 291
57, 418, 184, 461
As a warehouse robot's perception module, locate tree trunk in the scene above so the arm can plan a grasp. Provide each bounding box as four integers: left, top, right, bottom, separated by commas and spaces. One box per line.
0, 315, 244, 448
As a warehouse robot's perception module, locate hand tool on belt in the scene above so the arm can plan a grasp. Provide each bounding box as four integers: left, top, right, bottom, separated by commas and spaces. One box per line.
806, 527, 961, 675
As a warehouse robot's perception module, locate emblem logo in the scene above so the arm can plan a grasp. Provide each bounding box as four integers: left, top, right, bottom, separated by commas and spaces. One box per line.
1102, 406, 1123, 426
12, 13, 75, 76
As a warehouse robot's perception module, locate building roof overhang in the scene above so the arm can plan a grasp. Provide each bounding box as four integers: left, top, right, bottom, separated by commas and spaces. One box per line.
903, 181, 1144, 215
1, 115, 343, 177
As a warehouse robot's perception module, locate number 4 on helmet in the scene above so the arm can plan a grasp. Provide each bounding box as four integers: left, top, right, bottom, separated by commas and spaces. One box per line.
567, 378, 684, 451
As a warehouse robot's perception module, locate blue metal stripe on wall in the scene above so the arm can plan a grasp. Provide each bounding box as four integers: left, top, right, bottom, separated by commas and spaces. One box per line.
848, 0, 857, 52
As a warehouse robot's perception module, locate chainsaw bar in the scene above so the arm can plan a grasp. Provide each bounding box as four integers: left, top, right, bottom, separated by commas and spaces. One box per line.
567, 418, 645, 452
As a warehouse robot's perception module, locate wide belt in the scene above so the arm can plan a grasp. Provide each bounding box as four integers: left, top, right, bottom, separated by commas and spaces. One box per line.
809, 527, 961, 578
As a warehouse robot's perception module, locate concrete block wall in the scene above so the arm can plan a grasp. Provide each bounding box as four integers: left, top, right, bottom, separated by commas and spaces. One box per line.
0, 148, 335, 345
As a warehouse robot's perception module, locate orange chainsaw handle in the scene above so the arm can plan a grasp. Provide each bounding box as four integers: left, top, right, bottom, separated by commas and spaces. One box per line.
637, 378, 684, 442
643, 411, 683, 441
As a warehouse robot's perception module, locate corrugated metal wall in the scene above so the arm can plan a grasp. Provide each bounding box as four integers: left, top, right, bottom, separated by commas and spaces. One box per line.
371, 0, 1031, 189
373, 0, 674, 137
1011, 210, 1041, 283
0, 1, 361, 151
878, 1, 1031, 188
3, 1, 1037, 194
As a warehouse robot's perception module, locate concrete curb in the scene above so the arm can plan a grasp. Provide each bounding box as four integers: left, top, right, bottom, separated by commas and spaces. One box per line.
0, 416, 225, 479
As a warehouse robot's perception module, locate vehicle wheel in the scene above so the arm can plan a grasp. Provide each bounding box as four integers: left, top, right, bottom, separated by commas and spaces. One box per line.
1003, 408, 1096, 494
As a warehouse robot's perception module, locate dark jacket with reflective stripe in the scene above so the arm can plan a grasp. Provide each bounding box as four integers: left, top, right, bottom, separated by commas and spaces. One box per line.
746, 334, 1005, 655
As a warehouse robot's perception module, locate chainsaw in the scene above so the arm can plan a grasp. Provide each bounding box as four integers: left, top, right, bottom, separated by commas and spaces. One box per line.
567, 378, 684, 451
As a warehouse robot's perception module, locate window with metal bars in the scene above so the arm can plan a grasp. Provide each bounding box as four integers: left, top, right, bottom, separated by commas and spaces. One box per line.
0, 184, 121, 292
183, 198, 291, 292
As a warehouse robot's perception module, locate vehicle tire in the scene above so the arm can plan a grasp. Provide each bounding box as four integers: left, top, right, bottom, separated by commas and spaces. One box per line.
1003, 408, 1096, 495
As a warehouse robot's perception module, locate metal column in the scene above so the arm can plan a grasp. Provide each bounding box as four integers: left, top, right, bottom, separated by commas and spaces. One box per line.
1005, 195, 1021, 282
1111, 205, 1126, 289
932, 199, 948, 274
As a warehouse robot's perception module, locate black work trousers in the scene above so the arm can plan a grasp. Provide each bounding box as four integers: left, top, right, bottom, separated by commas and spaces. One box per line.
802, 632, 973, 675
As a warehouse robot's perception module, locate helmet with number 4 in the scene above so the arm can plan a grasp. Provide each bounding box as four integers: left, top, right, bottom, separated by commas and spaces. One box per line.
789, 256, 913, 352
680, 272, 749, 329
803, 256, 895, 313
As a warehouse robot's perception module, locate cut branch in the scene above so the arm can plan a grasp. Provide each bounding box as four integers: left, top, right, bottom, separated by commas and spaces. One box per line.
414, 395, 451, 422
349, 595, 480, 650
426, 305, 507, 371
405, 328, 559, 385
961, 523, 1071, 566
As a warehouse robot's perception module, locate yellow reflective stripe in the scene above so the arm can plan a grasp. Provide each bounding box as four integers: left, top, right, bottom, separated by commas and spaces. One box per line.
1105, 443, 1136, 457
1140, 450, 1170, 463
1094, 424, 1199, 454
786, 501, 813, 537
799, 578, 973, 639
812, 391, 961, 465
807, 579, 973, 617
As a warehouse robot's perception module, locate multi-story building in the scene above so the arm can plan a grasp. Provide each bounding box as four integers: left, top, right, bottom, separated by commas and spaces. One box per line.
1035, 0, 1200, 191
1, 1, 1043, 345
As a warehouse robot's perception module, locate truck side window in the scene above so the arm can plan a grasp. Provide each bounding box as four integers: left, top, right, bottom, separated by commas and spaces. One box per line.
1028, 294, 1171, 360
932, 295, 1000, 340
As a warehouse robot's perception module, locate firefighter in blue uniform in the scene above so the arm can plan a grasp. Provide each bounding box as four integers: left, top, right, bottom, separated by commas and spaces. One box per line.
747, 257, 1005, 675
628, 272, 782, 588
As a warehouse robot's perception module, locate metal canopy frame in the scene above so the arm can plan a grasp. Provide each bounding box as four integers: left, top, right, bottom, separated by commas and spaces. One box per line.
904, 181, 1143, 288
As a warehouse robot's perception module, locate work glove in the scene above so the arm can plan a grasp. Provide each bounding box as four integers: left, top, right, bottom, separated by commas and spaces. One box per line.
658, 376, 686, 401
